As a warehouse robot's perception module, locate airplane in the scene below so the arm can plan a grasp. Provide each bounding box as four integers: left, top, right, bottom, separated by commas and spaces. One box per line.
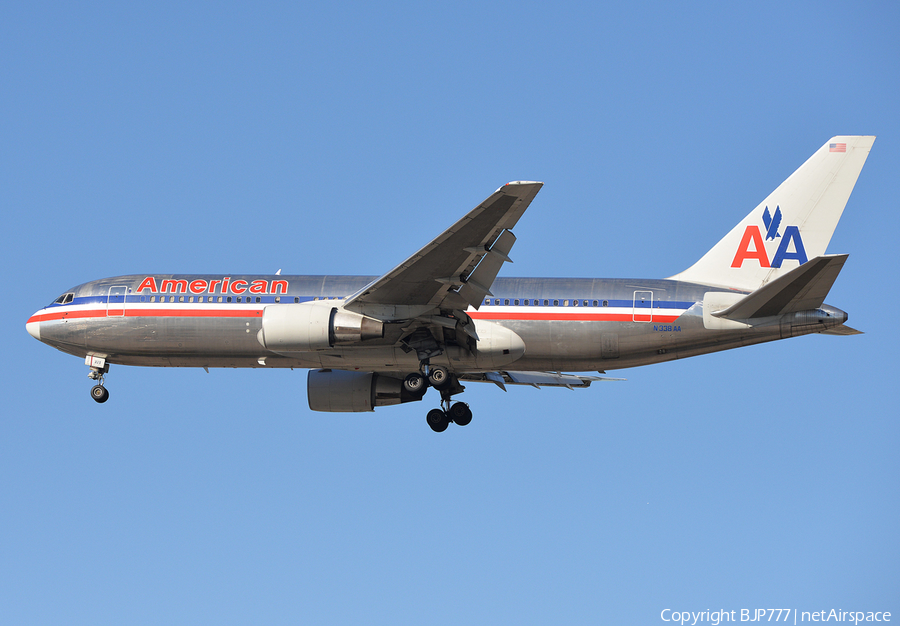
26, 136, 874, 432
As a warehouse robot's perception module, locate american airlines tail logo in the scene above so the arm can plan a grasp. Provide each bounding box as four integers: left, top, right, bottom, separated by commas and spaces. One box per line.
762, 206, 781, 240
731, 205, 808, 269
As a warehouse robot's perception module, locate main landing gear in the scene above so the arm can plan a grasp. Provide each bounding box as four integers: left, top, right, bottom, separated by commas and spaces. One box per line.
87, 356, 110, 404
404, 365, 473, 433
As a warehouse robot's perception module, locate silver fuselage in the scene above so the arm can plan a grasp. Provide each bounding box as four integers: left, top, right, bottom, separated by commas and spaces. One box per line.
27, 274, 847, 374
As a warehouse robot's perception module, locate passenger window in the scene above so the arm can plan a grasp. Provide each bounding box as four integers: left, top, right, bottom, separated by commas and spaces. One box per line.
179, 296, 185, 303
226, 297, 232, 303
217, 297, 223, 303
603, 300, 609, 307
294, 297, 300, 303
564, 300, 569, 306
256, 297, 261, 303
592, 300, 598, 307
553, 299, 559, 306
169, 296, 175, 303
514, 299, 519, 306
150, 296, 156, 303
275, 297, 281, 303
504, 299, 509, 305
573, 300, 579, 307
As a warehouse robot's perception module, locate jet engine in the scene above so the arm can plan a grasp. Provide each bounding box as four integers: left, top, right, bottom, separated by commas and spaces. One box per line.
258, 303, 384, 352
307, 369, 423, 412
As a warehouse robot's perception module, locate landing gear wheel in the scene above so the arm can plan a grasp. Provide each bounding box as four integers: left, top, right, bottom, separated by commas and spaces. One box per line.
403, 372, 427, 396
427, 366, 449, 389
90, 385, 109, 403
426, 408, 450, 433
448, 402, 472, 426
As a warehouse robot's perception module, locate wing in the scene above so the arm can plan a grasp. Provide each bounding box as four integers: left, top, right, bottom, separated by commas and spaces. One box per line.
344, 182, 543, 317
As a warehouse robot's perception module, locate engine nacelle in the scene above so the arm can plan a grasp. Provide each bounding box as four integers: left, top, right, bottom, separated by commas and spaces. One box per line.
258, 303, 384, 352
307, 369, 422, 412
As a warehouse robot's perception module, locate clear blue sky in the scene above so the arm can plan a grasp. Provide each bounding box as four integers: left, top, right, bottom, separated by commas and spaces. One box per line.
2, 2, 897, 624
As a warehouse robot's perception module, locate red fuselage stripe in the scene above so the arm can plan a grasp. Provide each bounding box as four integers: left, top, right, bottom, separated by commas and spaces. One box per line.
28, 309, 264, 323
29, 308, 682, 324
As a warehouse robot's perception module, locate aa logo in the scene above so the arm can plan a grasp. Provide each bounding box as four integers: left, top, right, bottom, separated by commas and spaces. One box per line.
731, 205, 808, 268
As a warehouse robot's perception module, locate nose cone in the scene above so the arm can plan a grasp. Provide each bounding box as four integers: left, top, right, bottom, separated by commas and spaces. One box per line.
26, 314, 41, 341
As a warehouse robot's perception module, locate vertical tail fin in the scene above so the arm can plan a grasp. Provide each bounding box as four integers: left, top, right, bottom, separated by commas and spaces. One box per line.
670, 136, 875, 291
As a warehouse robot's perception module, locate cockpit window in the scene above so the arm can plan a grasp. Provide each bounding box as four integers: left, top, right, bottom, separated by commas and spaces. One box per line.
53, 293, 74, 305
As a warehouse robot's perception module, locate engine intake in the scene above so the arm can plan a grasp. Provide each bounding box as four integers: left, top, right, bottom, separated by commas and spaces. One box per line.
258, 303, 384, 352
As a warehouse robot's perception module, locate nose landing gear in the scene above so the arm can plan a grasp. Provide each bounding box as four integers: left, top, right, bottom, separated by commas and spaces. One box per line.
86, 355, 110, 403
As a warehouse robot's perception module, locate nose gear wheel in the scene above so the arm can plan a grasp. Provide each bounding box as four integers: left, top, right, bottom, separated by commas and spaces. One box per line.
90, 384, 109, 403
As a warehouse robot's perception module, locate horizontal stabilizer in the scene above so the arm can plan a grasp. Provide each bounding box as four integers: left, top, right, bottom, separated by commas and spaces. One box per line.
460, 370, 625, 389
821, 324, 863, 336
712, 254, 848, 320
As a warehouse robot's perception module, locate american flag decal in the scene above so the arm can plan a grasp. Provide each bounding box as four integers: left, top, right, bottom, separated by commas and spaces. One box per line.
829, 143, 847, 153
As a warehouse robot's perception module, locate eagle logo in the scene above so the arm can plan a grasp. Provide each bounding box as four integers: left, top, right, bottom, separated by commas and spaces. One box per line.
762, 206, 782, 241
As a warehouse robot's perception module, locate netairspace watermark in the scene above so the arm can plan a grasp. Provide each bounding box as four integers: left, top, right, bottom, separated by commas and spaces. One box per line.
660, 609, 891, 625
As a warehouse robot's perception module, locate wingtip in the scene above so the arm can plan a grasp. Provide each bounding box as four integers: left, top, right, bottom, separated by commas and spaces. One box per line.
501, 180, 543, 189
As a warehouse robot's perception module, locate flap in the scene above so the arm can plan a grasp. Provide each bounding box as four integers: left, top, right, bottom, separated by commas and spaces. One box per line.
459, 370, 625, 389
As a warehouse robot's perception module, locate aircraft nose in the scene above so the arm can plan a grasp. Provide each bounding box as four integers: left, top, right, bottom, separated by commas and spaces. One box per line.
26, 315, 41, 341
